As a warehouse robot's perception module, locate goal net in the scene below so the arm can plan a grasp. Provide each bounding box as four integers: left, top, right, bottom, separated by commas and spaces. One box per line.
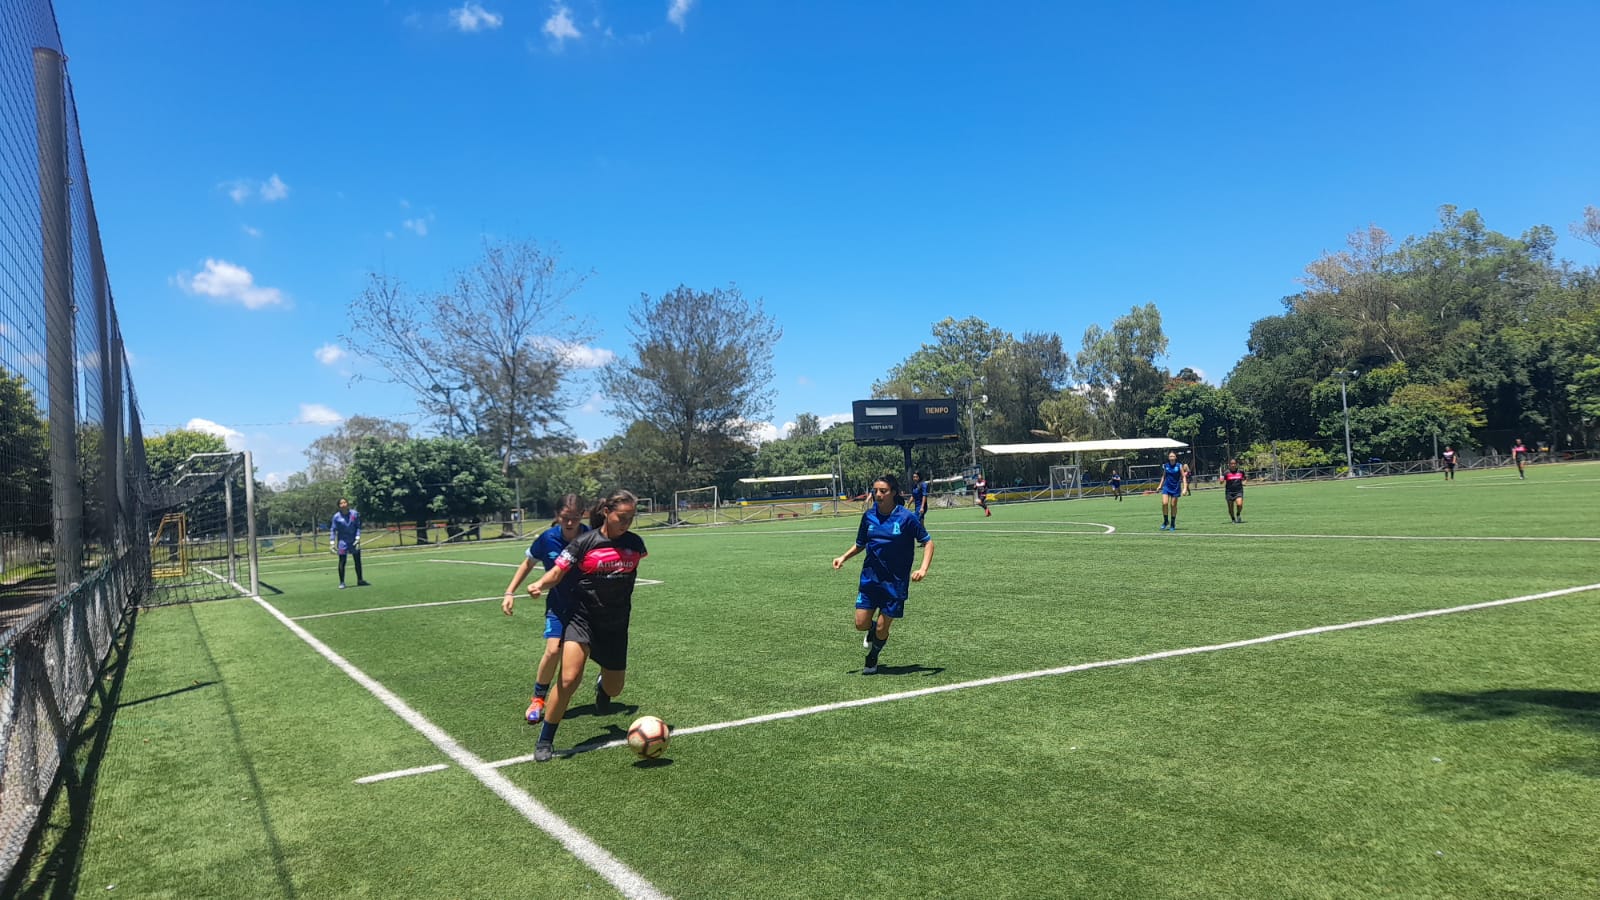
138, 451, 258, 606
671, 486, 719, 526
1127, 464, 1164, 490
1048, 465, 1081, 500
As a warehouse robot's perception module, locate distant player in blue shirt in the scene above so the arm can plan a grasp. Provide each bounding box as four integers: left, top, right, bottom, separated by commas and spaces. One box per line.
1158, 451, 1188, 531
1109, 470, 1123, 502
329, 498, 369, 588
909, 471, 929, 520
832, 473, 934, 675
502, 493, 587, 725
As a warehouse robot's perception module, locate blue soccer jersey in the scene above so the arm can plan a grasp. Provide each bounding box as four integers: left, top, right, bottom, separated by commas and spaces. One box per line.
910, 482, 928, 515
330, 509, 361, 546
854, 504, 931, 601
1160, 462, 1184, 495
528, 524, 587, 611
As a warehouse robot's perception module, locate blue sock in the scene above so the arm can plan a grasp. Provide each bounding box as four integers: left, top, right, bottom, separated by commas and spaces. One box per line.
534, 682, 549, 698
539, 721, 559, 744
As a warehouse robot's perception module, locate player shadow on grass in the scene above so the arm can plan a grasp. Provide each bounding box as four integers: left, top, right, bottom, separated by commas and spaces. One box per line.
859, 664, 945, 677
565, 698, 639, 719
1413, 689, 1600, 776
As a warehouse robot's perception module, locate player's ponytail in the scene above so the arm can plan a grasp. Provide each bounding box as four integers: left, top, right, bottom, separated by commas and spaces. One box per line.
589, 489, 639, 529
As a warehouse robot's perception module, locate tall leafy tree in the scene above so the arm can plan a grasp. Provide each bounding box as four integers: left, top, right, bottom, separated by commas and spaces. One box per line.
1145, 383, 1262, 469
304, 415, 412, 481
347, 437, 511, 530
1075, 303, 1170, 438
344, 239, 592, 475
599, 285, 780, 496
0, 370, 50, 540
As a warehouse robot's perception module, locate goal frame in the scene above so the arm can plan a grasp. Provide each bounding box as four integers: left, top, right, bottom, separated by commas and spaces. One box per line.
671, 486, 719, 526
1048, 464, 1081, 500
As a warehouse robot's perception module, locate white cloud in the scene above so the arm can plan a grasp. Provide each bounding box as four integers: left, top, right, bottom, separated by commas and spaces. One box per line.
579, 392, 604, 414
544, 5, 581, 42
177, 259, 287, 310
450, 2, 503, 31
532, 338, 614, 369
260, 174, 289, 202
667, 0, 695, 30
314, 343, 345, 365
242, 224, 262, 238
263, 471, 289, 489
402, 217, 429, 236
818, 412, 852, 428
384, 230, 396, 239
185, 417, 246, 451
225, 181, 252, 204
296, 403, 344, 426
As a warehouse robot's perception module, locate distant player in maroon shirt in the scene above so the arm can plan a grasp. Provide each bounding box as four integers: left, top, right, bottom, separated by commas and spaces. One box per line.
1511, 438, 1528, 479
1441, 445, 1457, 480
1222, 458, 1245, 523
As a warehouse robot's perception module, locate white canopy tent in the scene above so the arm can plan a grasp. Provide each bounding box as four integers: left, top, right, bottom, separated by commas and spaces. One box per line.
737, 472, 841, 498
979, 438, 1188, 456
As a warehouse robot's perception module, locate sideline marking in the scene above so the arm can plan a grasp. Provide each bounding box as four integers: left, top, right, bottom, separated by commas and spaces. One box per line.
253, 594, 667, 899
352, 580, 1600, 779
1116, 531, 1600, 543
1357, 477, 1600, 490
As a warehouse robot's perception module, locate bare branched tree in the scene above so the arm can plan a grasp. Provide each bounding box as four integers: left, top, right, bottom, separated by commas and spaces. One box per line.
343, 239, 593, 475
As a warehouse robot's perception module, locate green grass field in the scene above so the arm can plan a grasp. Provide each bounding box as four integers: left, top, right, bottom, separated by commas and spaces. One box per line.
18, 462, 1600, 898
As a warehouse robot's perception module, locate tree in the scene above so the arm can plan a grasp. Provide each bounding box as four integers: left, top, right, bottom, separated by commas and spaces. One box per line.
599, 285, 780, 496
1075, 303, 1170, 438
262, 479, 346, 533
1145, 383, 1262, 469
0, 370, 50, 540
344, 239, 593, 475
347, 437, 511, 531
873, 317, 1008, 401
982, 331, 1072, 444
304, 415, 412, 481
792, 412, 822, 439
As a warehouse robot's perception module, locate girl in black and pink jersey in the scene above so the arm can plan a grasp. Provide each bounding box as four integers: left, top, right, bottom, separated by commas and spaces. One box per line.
1222, 458, 1245, 523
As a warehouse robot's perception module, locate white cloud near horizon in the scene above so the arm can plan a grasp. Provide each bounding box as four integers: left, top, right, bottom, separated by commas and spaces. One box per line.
296, 403, 344, 426
544, 5, 581, 43
532, 338, 614, 369
242, 224, 262, 238
177, 259, 287, 309
223, 175, 289, 204
314, 344, 345, 365
402, 216, 430, 236
667, 0, 695, 30
450, 2, 503, 32
185, 417, 246, 451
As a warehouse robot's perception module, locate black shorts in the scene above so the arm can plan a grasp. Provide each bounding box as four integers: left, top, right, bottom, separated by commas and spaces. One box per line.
561, 612, 630, 671
1225, 488, 1243, 500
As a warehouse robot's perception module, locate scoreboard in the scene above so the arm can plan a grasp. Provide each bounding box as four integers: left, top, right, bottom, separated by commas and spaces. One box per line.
851, 399, 961, 445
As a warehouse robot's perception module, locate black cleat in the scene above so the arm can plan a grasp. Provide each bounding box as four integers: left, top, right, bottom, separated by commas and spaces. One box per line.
357, 580, 372, 587
594, 676, 612, 714
534, 741, 554, 763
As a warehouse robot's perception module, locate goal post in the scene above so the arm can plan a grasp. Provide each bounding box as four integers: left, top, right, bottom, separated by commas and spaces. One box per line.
1048, 464, 1081, 500
671, 486, 719, 526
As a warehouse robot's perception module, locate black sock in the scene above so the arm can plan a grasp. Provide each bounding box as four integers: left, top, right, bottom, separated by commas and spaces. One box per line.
534, 682, 549, 698
539, 721, 559, 745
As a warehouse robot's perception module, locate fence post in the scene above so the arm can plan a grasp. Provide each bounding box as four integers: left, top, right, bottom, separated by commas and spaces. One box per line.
243, 451, 259, 596
36, 47, 82, 590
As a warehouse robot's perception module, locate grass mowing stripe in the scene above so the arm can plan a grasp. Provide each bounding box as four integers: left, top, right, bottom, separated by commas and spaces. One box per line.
344, 579, 1598, 779
249, 594, 670, 900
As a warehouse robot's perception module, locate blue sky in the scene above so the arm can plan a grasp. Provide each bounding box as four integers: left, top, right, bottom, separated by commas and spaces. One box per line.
53, 1, 1600, 484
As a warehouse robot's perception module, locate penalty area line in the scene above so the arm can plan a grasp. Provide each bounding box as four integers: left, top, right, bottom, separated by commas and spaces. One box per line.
253, 595, 667, 900
358, 580, 1600, 782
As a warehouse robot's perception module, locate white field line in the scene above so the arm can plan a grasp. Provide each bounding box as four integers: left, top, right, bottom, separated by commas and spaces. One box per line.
375, 580, 1600, 776
197, 564, 254, 598
355, 763, 450, 784
292, 595, 503, 620
256, 538, 532, 576
1357, 477, 1600, 489
425, 558, 663, 585
1113, 531, 1600, 543
252, 594, 667, 900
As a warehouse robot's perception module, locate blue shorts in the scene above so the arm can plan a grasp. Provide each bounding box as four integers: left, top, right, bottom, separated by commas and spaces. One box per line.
1161, 486, 1182, 497
855, 590, 905, 619
542, 610, 566, 640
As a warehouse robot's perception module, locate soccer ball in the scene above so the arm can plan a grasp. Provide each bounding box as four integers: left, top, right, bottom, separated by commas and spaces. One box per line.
626, 715, 670, 759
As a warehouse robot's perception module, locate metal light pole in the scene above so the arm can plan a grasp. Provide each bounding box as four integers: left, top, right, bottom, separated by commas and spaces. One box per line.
1335, 370, 1357, 477
967, 393, 987, 467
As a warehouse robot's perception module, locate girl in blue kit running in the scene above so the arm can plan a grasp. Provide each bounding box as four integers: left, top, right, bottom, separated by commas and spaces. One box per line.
1158, 451, 1187, 530
832, 474, 934, 675
502, 493, 587, 724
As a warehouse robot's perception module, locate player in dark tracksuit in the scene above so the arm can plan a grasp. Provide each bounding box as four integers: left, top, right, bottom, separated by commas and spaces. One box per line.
1222, 459, 1245, 523
833, 473, 934, 675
